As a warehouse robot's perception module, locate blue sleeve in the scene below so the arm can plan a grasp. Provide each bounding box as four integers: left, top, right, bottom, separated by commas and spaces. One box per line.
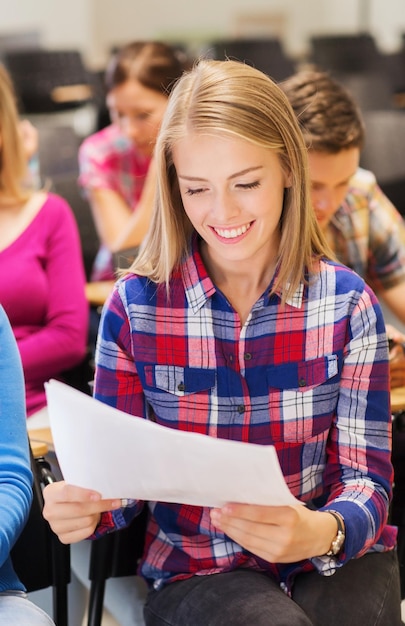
0, 305, 33, 567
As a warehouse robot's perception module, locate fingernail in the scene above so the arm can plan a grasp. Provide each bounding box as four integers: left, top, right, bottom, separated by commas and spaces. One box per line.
120, 498, 136, 508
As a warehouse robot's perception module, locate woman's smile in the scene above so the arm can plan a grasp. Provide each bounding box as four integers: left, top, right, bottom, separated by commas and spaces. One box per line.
173, 132, 288, 276
211, 221, 254, 241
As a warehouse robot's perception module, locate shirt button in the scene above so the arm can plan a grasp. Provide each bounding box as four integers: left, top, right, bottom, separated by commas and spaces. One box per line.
229, 354, 234, 362
177, 383, 185, 391
237, 404, 245, 414
298, 378, 306, 387
244, 352, 252, 360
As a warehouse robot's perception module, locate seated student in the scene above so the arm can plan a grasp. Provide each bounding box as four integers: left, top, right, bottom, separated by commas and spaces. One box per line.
0, 304, 55, 625
78, 40, 191, 282
43, 59, 401, 625
281, 68, 405, 599
279, 70, 405, 388
0, 63, 89, 428
0, 61, 89, 624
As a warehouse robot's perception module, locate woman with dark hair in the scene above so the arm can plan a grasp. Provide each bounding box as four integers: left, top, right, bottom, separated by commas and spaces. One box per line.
79, 41, 191, 281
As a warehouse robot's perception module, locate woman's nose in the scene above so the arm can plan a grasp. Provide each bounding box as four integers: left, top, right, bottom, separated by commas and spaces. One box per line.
120, 117, 143, 142
211, 192, 240, 221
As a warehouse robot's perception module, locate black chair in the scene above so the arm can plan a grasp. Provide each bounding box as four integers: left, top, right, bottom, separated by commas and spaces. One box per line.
3, 49, 94, 114
205, 36, 296, 82
112, 245, 140, 273
309, 33, 385, 75
0, 29, 42, 61
391, 413, 405, 598
61, 350, 95, 397
360, 109, 405, 216
37, 125, 82, 180
382, 50, 405, 102
87, 507, 148, 626
33, 123, 100, 281
50, 174, 100, 282
333, 70, 394, 112
11, 443, 71, 626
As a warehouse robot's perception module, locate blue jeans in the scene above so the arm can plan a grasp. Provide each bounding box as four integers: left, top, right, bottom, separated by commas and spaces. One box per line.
0, 591, 55, 625
144, 550, 402, 625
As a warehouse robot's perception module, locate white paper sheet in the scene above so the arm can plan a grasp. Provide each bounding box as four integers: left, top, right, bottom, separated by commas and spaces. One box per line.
45, 379, 301, 508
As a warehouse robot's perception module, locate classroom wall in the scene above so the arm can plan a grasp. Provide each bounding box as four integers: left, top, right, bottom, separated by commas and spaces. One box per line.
0, 0, 93, 58
1, 0, 405, 69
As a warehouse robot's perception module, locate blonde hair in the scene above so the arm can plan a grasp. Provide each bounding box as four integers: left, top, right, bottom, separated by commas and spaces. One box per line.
0, 64, 30, 202
131, 59, 331, 302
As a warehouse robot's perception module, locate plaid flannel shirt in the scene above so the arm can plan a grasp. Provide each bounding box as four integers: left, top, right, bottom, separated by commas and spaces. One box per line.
93, 236, 396, 592
326, 167, 405, 291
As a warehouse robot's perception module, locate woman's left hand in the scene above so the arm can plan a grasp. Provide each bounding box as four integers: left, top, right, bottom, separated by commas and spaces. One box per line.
210, 503, 338, 563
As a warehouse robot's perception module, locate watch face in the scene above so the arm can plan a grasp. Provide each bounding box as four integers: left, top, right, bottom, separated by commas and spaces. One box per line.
326, 511, 345, 556
330, 530, 345, 555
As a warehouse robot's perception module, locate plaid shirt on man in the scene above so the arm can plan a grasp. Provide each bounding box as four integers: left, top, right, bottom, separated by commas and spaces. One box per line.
93, 236, 396, 593
326, 167, 405, 292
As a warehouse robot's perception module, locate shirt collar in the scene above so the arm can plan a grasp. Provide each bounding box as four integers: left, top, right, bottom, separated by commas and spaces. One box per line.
181, 236, 216, 313
181, 234, 305, 313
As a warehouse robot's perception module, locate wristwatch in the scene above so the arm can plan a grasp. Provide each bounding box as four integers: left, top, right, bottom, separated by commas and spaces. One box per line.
325, 511, 345, 556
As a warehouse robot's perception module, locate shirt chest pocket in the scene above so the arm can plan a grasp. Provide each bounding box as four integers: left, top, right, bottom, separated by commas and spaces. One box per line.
143, 365, 216, 397
266, 354, 340, 442
267, 354, 339, 392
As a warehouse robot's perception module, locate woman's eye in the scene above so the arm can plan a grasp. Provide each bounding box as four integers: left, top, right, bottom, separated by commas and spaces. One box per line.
237, 180, 261, 190
185, 187, 205, 196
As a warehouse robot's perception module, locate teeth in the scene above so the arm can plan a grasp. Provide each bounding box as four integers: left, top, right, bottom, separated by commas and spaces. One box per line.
214, 223, 251, 239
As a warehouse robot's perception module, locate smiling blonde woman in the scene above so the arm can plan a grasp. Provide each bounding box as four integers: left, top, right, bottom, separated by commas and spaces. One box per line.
44, 59, 401, 626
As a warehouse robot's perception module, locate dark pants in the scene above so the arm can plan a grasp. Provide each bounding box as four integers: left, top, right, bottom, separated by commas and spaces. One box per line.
144, 550, 402, 626
392, 416, 405, 598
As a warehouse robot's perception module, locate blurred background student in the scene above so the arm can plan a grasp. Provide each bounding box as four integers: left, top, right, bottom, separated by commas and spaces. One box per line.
79, 41, 191, 358
0, 63, 89, 430
280, 70, 405, 389
0, 304, 55, 625
78, 40, 191, 283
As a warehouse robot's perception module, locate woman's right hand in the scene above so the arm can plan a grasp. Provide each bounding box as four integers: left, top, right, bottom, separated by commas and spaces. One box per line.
42, 481, 122, 544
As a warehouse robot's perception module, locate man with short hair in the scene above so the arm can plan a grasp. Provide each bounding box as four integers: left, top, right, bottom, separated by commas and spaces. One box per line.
281, 69, 405, 381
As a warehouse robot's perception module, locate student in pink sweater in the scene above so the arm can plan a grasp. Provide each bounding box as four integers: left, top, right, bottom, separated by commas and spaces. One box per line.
0, 63, 89, 425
